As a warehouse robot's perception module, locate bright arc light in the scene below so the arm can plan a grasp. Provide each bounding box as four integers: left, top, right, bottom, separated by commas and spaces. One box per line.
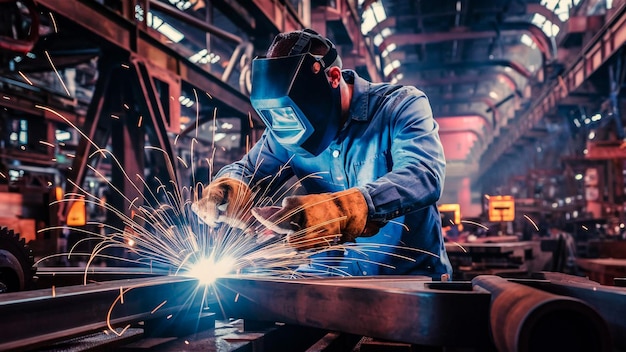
186, 256, 236, 285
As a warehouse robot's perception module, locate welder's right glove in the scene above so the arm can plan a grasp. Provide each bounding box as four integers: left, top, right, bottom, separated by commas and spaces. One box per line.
251, 188, 380, 250
191, 177, 253, 229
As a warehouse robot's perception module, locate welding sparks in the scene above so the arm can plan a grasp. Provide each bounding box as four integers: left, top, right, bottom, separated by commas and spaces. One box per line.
49, 12, 58, 33
461, 220, 489, 230
18, 71, 33, 85
523, 214, 539, 231
151, 300, 167, 314
44, 50, 71, 96
185, 256, 236, 285
33, 103, 441, 335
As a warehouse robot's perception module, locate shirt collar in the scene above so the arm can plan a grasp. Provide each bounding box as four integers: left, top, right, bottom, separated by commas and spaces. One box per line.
342, 70, 370, 122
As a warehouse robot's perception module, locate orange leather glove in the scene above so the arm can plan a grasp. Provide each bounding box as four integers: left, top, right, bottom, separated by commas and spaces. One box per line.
251, 188, 374, 250
191, 177, 253, 229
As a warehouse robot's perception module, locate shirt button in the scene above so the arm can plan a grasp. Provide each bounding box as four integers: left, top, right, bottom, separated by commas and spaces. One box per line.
332, 150, 340, 158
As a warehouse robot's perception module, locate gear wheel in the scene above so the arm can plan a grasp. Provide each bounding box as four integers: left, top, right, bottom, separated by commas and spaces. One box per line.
0, 227, 36, 292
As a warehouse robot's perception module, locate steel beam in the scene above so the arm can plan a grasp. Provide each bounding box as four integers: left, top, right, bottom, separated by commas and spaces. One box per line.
380, 22, 555, 61
216, 276, 493, 349
35, 0, 254, 119
2, 273, 621, 351
0, 276, 203, 351
413, 71, 521, 96
479, 2, 626, 179
405, 59, 532, 80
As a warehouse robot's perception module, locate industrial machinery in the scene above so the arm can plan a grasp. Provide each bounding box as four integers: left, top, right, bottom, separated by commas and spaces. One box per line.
0, 227, 36, 293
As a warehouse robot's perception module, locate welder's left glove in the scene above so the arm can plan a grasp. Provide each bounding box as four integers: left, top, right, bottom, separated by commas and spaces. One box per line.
251, 188, 376, 250
191, 177, 253, 230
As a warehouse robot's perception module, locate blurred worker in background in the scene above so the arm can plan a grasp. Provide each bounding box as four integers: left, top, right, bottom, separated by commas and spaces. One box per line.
192, 28, 452, 280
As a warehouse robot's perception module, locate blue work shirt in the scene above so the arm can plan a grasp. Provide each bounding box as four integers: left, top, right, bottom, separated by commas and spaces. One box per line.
218, 70, 452, 279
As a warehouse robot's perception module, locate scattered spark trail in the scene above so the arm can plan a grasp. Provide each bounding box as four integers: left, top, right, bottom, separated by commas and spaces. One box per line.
18, 71, 33, 85
49, 12, 58, 33
523, 214, 539, 231
44, 50, 71, 96
461, 220, 489, 230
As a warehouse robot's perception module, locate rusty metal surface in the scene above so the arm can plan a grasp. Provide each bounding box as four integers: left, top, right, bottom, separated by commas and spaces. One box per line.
3, 273, 624, 351
0, 276, 202, 351
515, 272, 626, 351
472, 275, 612, 352
34, 266, 167, 288
215, 275, 493, 349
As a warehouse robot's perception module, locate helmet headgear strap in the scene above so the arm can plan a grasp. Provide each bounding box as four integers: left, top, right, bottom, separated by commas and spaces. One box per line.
288, 29, 339, 69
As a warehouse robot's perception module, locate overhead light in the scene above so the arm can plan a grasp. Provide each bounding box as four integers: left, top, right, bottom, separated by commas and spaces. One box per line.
55, 130, 72, 141
157, 22, 185, 43
189, 49, 208, 63
147, 13, 184, 43
383, 59, 400, 76
373, 28, 391, 46
381, 43, 397, 58
179, 95, 194, 108
520, 34, 536, 48
391, 73, 403, 84
214, 133, 226, 142
360, 1, 388, 35
531, 12, 559, 37
168, 0, 192, 11
489, 91, 499, 99
189, 49, 220, 65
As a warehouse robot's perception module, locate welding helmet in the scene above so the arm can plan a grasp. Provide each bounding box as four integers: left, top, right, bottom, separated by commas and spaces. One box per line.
250, 29, 342, 157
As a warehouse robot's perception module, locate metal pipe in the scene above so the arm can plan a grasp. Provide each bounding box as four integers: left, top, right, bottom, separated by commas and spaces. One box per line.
472, 275, 611, 352
517, 272, 626, 350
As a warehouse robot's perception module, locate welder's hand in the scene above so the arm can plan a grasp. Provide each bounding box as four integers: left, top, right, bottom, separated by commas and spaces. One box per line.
251, 188, 374, 250
191, 177, 253, 229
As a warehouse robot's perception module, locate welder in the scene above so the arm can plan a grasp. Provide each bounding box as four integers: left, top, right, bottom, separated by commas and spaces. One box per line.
192, 28, 452, 280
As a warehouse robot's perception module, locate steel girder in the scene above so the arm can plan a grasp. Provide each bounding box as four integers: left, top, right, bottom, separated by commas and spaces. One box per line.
0, 276, 204, 351
0, 273, 620, 351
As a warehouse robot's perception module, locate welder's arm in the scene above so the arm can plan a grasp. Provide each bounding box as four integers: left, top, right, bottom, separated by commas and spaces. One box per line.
193, 131, 294, 229
191, 177, 253, 229
251, 188, 378, 250
215, 130, 295, 195
361, 92, 446, 221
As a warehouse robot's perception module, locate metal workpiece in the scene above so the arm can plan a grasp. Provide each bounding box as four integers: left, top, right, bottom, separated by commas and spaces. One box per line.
472, 275, 612, 352
0, 276, 204, 351
214, 275, 493, 349
516, 272, 626, 351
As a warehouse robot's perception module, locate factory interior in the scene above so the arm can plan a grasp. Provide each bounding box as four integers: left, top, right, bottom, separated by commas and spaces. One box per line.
1, 0, 626, 351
